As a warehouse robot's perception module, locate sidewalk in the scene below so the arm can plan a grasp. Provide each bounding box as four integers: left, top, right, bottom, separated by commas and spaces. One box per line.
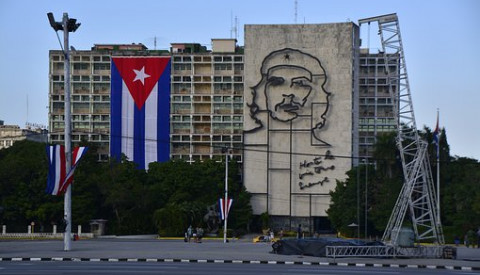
0, 237, 479, 271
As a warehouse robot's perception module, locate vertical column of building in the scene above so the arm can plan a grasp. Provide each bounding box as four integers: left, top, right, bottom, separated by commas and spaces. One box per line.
90, 53, 112, 161
49, 52, 66, 144
358, 50, 397, 160
192, 54, 212, 161
171, 53, 194, 161
70, 53, 91, 150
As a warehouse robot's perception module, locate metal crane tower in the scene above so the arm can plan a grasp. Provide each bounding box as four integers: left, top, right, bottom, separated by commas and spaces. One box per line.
358, 14, 444, 245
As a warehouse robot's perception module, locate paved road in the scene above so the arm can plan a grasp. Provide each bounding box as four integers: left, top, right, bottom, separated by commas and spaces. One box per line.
0, 237, 479, 270
0, 261, 474, 275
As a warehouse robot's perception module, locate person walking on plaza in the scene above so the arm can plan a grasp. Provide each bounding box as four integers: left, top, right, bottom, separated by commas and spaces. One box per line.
297, 224, 302, 239
465, 233, 470, 248
187, 225, 193, 243
196, 227, 204, 243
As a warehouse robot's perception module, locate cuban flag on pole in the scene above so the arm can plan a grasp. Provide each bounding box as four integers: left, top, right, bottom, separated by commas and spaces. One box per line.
110, 57, 171, 169
433, 111, 440, 149
46, 145, 88, 195
219, 198, 233, 220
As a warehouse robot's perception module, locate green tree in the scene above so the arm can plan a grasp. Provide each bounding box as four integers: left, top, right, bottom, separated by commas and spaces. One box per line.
0, 140, 61, 232
148, 158, 252, 236
442, 157, 480, 240
97, 156, 150, 234
327, 169, 360, 237
369, 132, 403, 233
328, 132, 402, 238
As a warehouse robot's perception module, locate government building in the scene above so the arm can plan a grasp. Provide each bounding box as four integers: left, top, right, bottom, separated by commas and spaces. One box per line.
48, 20, 397, 233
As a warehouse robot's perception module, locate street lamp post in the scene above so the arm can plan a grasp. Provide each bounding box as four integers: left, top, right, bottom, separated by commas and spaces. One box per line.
223, 147, 229, 243
364, 159, 368, 240
47, 12, 80, 251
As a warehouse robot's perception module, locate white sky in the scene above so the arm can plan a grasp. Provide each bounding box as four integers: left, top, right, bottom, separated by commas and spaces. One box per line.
0, 0, 478, 159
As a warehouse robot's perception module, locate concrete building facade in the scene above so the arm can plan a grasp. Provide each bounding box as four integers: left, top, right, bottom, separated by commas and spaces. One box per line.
243, 23, 360, 231
0, 122, 47, 150
48, 41, 243, 162
170, 39, 244, 162
358, 49, 398, 160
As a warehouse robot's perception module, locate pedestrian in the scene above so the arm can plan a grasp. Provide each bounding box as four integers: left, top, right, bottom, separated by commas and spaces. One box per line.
187, 225, 193, 242
278, 228, 284, 240
454, 236, 460, 246
192, 228, 197, 242
465, 233, 470, 248
297, 224, 302, 239
196, 227, 204, 243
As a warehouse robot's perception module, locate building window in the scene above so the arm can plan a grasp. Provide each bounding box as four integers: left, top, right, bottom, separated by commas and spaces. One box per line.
234, 64, 244, 71
73, 63, 89, 70
94, 63, 110, 71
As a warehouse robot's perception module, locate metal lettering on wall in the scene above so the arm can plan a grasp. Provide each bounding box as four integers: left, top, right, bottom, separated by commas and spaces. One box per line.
298, 150, 335, 190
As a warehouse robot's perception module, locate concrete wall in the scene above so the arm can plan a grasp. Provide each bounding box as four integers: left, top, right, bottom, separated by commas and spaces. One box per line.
243, 23, 358, 218
212, 39, 236, 53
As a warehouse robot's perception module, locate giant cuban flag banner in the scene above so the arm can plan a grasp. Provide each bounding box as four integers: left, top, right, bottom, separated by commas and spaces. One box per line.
110, 57, 171, 169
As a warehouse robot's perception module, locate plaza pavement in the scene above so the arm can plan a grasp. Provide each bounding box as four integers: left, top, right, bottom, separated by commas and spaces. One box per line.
0, 235, 479, 271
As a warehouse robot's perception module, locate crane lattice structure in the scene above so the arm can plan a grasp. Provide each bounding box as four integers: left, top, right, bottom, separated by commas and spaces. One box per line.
358, 14, 444, 246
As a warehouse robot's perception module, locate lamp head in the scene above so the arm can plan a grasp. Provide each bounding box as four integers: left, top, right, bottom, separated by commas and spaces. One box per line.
47, 12, 63, 31
67, 18, 81, 32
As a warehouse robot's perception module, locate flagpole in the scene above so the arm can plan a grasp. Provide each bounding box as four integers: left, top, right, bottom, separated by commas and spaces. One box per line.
436, 109, 441, 225
48, 11, 80, 251
223, 147, 228, 243
62, 13, 73, 252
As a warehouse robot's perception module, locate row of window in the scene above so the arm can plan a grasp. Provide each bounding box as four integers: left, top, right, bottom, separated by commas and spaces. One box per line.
170, 154, 243, 163
358, 125, 396, 132
359, 97, 393, 105
359, 118, 396, 125
171, 115, 242, 122
359, 65, 398, 74
172, 56, 243, 63
359, 57, 399, 65
50, 133, 109, 141
359, 78, 389, 85
51, 75, 111, 82
52, 114, 110, 122
171, 135, 242, 142
359, 86, 392, 94
171, 95, 242, 102
51, 61, 111, 71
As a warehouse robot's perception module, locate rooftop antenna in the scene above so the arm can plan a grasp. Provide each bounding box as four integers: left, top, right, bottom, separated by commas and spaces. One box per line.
26, 94, 29, 125
294, 0, 298, 24
234, 16, 238, 40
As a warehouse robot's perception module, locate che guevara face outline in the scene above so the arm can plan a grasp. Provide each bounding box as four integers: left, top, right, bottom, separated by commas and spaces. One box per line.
264, 65, 313, 122
246, 48, 330, 146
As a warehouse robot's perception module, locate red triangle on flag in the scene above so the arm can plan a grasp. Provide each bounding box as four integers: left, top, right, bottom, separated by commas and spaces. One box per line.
112, 57, 170, 110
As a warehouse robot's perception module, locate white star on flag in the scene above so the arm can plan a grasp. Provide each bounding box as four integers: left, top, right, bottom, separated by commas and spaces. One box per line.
133, 66, 150, 85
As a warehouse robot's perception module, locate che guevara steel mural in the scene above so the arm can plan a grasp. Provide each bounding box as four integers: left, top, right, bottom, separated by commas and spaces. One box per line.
244, 48, 335, 190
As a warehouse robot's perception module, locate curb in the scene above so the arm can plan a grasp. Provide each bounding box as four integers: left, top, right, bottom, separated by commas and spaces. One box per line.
0, 257, 478, 271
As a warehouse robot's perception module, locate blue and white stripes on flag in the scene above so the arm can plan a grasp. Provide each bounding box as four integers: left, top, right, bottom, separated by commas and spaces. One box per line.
219, 198, 233, 220
110, 57, 171, 169
46, 145, 88, 195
